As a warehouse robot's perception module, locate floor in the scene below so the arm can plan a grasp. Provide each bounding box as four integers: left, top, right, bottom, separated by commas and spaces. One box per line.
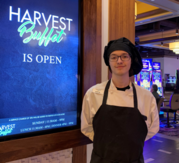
87, 132, 179, 163
7, 148, 73, 163
143, 133, 179, 163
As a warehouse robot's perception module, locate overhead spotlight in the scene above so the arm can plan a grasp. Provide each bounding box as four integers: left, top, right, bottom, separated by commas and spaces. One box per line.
176, 29, 178, 35
169, 42, 179, 55
161, 42, 163, 46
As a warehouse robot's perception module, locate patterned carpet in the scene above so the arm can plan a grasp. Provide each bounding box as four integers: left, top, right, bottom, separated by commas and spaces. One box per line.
159, 115, 179, 137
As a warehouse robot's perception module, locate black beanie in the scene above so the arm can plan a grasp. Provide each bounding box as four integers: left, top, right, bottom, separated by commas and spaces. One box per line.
103, 37, 143, 76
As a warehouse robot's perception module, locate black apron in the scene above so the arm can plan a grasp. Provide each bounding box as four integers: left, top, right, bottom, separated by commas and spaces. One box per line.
90, 80, 148, 163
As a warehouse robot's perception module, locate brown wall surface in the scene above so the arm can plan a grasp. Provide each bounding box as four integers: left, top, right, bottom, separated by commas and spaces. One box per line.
109, 0, 135, 43
108, 0, 135, 81
82, 0, 102, 93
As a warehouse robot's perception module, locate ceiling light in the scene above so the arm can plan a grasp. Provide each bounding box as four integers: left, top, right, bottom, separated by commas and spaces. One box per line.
169, 42, 179, 55
135, 2, 137, 19
173, 49, 179, 53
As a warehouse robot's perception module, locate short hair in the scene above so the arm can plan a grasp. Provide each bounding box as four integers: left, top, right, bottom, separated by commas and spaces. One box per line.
152, 84, 158, 92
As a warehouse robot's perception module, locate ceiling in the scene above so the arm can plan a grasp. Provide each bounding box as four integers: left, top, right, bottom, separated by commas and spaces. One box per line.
135, 0, 179, 58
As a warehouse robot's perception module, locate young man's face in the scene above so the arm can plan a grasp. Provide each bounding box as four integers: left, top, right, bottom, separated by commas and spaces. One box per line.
109, 50, 131, 77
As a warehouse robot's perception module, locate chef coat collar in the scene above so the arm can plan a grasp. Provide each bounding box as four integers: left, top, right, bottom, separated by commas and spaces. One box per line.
110, 79, 133, 96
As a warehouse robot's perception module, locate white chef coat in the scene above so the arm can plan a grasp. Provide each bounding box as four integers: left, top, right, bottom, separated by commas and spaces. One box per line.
81, 80, 159, 141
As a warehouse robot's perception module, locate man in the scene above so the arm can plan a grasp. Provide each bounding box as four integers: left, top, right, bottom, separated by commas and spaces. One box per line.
81, 37, 159, 163
151, 84, 161, 104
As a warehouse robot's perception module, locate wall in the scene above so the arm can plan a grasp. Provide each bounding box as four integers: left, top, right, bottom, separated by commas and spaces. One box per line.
164, 57, 179, 76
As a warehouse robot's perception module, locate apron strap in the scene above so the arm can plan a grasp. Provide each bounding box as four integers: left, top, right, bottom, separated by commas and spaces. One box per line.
102, 80, 138, 109
132, 83, 138, 109
102, 80, 111, 104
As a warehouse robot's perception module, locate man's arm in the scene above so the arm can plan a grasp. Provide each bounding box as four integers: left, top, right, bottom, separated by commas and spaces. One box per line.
81, 93, 94, 141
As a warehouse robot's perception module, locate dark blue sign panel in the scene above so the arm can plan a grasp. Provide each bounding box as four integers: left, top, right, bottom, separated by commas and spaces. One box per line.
142, 62, 149, 71
0, 0, 79, 138
153, 62, 160, 70
142, 59, 152, 71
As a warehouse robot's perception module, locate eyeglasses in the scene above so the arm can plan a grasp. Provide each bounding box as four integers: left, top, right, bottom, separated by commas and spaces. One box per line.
109, 54, 130, 62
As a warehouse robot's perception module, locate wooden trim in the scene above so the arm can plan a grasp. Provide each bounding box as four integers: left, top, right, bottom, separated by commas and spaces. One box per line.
136, 8, 169, 20
138, 29, 177, 42
0, 0, 101, 162
82, 0, 102, 94
108, 0, 135, 43
0, 129, 91, 163
139, 36, 179, 44
73, 145, 87, 163
108, 0, 135, 79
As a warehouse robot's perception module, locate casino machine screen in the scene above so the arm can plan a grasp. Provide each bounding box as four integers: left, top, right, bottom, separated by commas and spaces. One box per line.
140, 71, 150, 91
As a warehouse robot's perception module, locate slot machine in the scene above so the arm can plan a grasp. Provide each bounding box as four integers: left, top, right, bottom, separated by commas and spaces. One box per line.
140, 61, 151, 91
152, 62, 163, 96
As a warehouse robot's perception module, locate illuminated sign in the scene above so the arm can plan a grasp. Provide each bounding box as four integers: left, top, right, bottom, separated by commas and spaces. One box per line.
142, 59, 152, 71
140, 71, 150, 91
142, 62, 149, 70
153, 62, 160, 70
9, 6, 72, 46
0, 0, 80, 139
0, 124, 15, 136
